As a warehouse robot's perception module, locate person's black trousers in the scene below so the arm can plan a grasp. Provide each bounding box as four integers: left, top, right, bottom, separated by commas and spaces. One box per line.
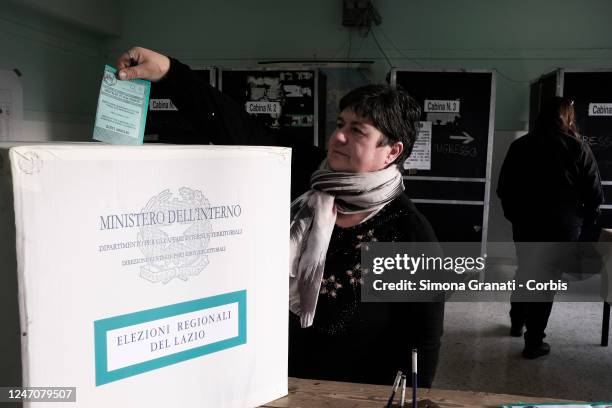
510, 223, 581, 346
510, 301, 554, 345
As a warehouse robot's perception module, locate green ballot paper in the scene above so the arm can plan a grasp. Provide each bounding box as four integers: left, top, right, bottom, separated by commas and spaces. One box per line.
93, 65, 151, 145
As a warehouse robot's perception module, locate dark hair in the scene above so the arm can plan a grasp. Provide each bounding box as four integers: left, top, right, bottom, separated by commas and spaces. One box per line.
535, 96, 578, 137
339, 84, 421, 165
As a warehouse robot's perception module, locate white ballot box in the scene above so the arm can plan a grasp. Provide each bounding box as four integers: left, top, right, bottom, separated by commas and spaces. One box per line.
0, 143, 291, 407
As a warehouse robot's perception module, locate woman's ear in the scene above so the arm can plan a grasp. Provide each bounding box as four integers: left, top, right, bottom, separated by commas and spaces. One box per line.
386, 142, 404, 164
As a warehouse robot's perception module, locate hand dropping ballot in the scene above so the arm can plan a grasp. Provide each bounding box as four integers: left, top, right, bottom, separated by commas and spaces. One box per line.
93, 65, 150, 145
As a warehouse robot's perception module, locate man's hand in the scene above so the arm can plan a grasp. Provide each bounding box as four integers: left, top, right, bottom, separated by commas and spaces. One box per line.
115, 47, 170, 82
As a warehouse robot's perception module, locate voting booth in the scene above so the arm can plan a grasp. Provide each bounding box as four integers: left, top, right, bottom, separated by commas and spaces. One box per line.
219, 68, 326, 148
530, 69, 612, 229
0, 143, 290, 407
390, 69, 496, 254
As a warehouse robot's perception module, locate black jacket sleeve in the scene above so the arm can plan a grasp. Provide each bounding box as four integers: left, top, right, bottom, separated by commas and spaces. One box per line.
578, 141, 604, 223
392, 198, 445, 388
159, 57, 277, 146
577, 142, 604, 240
497, 141, 519, 223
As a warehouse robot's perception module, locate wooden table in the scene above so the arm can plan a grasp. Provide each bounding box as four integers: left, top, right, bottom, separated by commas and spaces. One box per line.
261, 377, 579, 408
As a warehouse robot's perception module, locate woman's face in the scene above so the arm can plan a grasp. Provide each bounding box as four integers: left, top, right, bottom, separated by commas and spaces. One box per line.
327, 109, 403, 173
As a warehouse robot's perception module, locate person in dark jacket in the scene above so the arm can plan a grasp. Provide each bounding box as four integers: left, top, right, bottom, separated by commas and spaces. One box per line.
497, 96, 604, 359
114, 47, 445, 386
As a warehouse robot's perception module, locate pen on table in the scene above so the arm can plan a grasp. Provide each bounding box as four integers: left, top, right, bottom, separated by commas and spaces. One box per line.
386, 370, 403, 408
399, 374, 407, 407
412, 348, 418, 408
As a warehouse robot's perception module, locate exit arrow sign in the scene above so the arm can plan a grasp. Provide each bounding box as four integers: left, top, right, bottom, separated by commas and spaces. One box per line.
450, 132, 474, 144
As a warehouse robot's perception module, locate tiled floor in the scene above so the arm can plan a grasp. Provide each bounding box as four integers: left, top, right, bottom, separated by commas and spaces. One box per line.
433, 301, 612, 402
